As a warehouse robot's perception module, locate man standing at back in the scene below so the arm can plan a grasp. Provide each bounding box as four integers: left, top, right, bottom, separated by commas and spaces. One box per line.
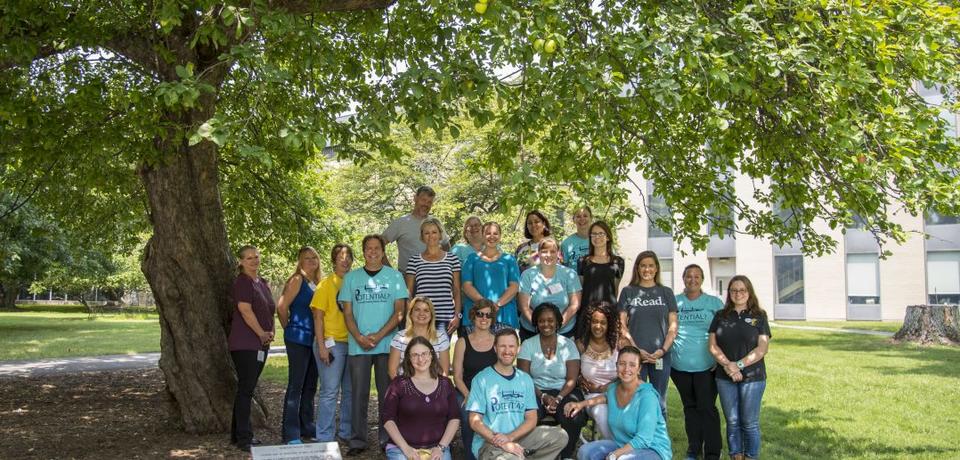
383, 185, 449, 273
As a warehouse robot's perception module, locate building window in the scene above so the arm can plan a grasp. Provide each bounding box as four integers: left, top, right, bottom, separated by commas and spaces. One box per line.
660, 258, 674, 290
775, 255, 805, 304
648, 193, 672, 238
847, 253, 880, 305
927, 251, 960, 304
925, 210, 960, 226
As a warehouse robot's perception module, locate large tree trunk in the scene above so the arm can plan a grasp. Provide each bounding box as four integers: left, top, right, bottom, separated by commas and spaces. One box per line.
894, 305, 960, 346
139, 103, 255, 433
0, 281, 21, 309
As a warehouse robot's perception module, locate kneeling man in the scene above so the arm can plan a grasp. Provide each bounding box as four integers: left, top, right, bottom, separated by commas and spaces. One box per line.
467, 328, 567, 460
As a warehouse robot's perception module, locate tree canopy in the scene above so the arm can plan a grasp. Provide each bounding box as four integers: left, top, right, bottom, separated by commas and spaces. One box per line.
2, 0, 958, 431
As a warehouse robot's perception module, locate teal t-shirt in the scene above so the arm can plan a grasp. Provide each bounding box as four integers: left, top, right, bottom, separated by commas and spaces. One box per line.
672, 293, 724, 372
518, 265, 582, 333
560, 234, 590, 270
337, 267, 409, 355
606, 382, 673, 460
517, 334, 580, 390
451, 243, 481, 266
462, 252, 522, 328
466, 366, 538, 458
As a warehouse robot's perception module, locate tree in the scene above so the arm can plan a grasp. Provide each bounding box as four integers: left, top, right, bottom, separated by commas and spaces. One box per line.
2, 0, 958, 433
0, 198, 69, 309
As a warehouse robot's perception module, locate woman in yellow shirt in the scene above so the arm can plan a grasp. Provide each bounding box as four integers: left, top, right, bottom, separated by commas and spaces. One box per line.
309, 243, 355, 442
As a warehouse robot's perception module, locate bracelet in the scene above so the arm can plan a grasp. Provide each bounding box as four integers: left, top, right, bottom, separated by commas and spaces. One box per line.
436, 443, 448, 450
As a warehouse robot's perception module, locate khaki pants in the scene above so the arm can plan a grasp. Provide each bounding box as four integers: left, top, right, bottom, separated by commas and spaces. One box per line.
478, 425, 567, 460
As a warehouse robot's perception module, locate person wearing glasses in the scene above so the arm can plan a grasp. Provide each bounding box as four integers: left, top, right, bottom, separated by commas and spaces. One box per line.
708, 275, 771, 460
452, 299, 499, 460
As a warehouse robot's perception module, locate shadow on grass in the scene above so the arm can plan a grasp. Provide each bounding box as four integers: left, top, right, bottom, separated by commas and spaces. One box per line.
763, 405, 958, 459
774, 333, 960, 379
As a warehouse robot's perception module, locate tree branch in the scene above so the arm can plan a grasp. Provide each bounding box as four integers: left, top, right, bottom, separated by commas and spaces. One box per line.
271, 0, 397, 14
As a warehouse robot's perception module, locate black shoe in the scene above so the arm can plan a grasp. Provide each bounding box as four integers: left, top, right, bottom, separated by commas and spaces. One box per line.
250, 438, 263, 446
345, 447, 365, 456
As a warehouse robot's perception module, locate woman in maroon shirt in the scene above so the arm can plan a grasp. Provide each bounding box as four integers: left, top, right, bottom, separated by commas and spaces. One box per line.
228, 245, 276, 452
381, 336, 460, 460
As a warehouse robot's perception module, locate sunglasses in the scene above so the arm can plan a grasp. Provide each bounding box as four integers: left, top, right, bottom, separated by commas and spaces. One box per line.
474, 311, 493, 319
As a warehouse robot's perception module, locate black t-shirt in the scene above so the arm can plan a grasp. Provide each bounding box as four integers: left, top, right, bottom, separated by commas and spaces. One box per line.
578, 255, 625, 306
708, 309, 772, 382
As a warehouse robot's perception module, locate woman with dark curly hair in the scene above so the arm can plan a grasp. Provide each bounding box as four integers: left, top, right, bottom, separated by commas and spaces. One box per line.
575, 301, 624, 440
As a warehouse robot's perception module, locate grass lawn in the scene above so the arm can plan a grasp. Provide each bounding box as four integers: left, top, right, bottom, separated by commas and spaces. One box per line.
776, 320, 903, 334
0, 304, 161, 360
4, 309, 957, 459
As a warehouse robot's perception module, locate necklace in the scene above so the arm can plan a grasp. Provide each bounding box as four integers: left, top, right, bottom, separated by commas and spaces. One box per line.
586, 342, 611, 360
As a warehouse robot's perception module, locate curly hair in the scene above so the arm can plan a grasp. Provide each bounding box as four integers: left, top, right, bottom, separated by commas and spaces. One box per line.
576, 301, 620, 351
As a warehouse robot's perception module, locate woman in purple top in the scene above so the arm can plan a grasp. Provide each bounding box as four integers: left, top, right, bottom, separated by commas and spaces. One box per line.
228, 245, 276, 452
381, 336, 460, 460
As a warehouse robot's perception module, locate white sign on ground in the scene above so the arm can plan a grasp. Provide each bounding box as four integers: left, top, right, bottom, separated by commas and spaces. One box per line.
251, 442, 342, 460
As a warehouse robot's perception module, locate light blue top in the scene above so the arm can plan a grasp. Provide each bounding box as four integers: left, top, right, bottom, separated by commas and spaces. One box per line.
672, 293, 724, 372
518, 265, 582, 333
451, 243, 481, 266
466, 366, 538, 458
337, 267, 409, 355
518, 334, 580, 390
606, 382, 673, 460
461, 252, 521, 328
560, 234, 590, 270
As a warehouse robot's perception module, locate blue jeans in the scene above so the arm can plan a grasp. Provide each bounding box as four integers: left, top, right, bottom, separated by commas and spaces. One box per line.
456, 392, 477, 460
577, 439, 662, 460
639, 352, 671, 420
716, 378, 766, 458
282, 341, 318, 442
313, 340, 352, 441
385, 444, 452, 460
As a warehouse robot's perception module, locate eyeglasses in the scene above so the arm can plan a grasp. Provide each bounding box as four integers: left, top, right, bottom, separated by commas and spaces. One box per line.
410, 351, 432, 360
589, 232, 607, 237
474, 311, 493, 319
729, 288, 748, 294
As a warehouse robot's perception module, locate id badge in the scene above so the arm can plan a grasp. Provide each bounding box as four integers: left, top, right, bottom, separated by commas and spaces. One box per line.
324, 337, 336, 348
257, 350, 266, 363
547, 283, 564, 295
655, 358, 663, 370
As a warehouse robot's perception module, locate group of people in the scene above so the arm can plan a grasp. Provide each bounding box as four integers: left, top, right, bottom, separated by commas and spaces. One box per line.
227, 186, 772, 460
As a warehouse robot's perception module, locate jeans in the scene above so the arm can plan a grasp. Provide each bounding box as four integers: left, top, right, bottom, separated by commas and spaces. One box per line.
348, 352, 390, 450
671, 369, 722, 460
282, 341, 318, 442
716, 378, 766, 459
456, 392, 477, 460
231, 350, 266, 446
314, 340, 351, 441
385, 444, 452, 460
639, 352, 671, 420
536, 388, 586, 459
577, 439, 662, 460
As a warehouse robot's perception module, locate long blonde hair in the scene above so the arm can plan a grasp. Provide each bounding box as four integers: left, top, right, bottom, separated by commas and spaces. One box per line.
405, 296, 439, 342
288, 246, 322, 284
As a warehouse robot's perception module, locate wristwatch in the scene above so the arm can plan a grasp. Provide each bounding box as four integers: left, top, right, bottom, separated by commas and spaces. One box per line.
437, 443, 449, 450
736, 359, 745, 370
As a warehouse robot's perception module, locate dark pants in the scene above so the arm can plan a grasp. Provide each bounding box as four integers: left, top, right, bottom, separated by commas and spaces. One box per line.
281, 341, 319, 442
639, 352, 671, 420
537, 388, 587, 459
456, 392, 477, 460
671, 369, 722, 460
348, 353, 390, 450
231, 350, 266, 446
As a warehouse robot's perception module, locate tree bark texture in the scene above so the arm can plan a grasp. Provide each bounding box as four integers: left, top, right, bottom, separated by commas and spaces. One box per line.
0, 282, 21, 309
139, 104, 258, 433
894, 305, 960, 346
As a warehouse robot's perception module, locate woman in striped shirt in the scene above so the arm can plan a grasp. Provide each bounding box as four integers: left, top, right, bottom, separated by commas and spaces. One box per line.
405, 217, 462, 336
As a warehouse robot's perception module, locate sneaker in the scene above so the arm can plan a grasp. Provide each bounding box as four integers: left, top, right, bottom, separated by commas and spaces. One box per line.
287, 439, 303, 445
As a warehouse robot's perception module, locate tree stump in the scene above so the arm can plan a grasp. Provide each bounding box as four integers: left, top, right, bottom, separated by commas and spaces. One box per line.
893, 305, 960, 345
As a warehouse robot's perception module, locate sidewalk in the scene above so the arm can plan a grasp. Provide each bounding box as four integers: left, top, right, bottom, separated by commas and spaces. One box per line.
0, 347, 287, 379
